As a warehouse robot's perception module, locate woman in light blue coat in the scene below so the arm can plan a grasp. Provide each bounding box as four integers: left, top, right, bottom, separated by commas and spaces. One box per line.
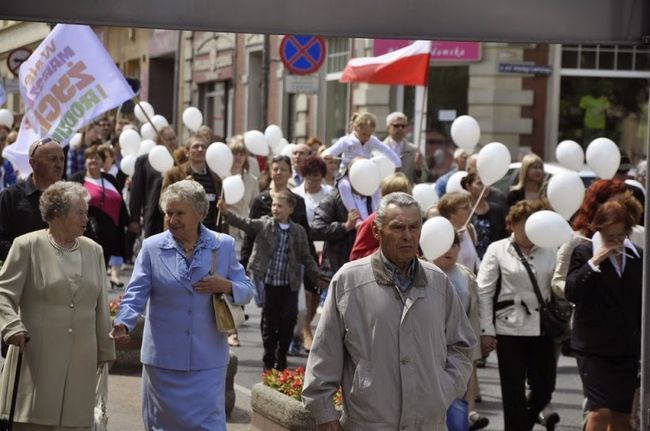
111, 180, 254, 430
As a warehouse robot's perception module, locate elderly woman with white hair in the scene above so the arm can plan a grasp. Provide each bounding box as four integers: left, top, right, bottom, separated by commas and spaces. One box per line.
0, 181, 115, 430
112, 179, 254, 430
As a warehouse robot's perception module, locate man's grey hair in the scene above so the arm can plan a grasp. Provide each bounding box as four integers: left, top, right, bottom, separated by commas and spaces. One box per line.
159, 179, 209, 218
374, 192, 421, 230
386, 111, 408, 127
39, 181, 89, 223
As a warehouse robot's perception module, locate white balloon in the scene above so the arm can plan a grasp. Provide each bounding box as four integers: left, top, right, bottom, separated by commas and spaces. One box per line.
148, 146, 174, 173
477, 142, 511, 186
349, 159, 381, 197
371, 155, 396, 178
556, 140, 584, 172
420, 216, 456, 260
412, 183, 439, 216
586, 137, 620, 179
138, 139, 157, 156
275, 138, 289, 155
264, 125, 284, 150
182, 107, 203, 132
223, 175, 245, 205
119, 129, 141, 156
280, 143, 295, 158
69, 133, 83, 149
120, 155, 137, 176
141, 123, 157, 140
525, 210, 574, 248
244, 130, 269, 156
547, 172, 585, 220
152, 115, 169, 130
0, 109, 14, 128
450, 115, 481, 152
134, 101, 155, 123
446, 171, 468, 194
206, 142, 233, 178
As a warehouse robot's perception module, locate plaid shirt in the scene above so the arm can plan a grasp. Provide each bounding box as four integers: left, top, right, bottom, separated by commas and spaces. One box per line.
264, 225, 290, 286
66, 144, 87, 177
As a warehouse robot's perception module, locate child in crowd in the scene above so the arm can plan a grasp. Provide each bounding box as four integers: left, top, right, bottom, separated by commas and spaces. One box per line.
217, 190, 322, 371
322, 112, 402, 221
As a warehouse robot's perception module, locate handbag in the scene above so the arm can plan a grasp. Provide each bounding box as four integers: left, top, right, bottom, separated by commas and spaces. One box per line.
0, 350, 23, 431
445, 398, 469, 431
512, 242, 573, 341
210, 234, 245, 333
92, 363, 109, 431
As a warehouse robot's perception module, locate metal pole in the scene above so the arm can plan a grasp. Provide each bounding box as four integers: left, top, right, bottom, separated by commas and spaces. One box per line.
640, 80, 650, 430
261, 35, 270, 128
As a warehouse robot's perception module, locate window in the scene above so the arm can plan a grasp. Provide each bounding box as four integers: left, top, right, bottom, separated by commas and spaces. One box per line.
198, 80, 231, 140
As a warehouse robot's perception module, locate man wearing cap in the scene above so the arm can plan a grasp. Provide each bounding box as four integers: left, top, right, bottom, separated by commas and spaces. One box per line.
383, 112, 428, 185
0, 138, 65, 260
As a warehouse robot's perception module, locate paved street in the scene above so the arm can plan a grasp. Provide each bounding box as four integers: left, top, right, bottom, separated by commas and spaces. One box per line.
106, 269, 586, 430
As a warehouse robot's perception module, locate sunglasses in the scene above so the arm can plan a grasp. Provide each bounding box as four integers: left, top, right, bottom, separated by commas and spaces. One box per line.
391, 124, 407, 129
30, 137, 58, 158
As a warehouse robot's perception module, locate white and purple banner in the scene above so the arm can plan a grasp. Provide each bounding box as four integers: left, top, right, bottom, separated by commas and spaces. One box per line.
19, 24, 134, 142
3, 116, 40, 178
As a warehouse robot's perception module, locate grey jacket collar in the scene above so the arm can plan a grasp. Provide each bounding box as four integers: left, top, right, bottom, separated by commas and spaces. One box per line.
370, 251, 427, 289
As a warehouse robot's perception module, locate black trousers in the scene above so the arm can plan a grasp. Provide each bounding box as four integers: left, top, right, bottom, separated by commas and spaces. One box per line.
261, 285, 298, 370
496, 334, 556, 431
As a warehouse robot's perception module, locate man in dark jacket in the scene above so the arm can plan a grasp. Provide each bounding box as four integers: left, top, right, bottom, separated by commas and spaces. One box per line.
129, 126, 177, 238
311, 188, 361, 282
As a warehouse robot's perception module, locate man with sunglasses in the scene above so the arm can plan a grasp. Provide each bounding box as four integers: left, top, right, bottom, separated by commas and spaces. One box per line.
0, 137, 65, 260
383, 112, 428, 185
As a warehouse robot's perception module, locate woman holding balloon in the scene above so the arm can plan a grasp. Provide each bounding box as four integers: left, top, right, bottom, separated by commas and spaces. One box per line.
477, 200, 559, 431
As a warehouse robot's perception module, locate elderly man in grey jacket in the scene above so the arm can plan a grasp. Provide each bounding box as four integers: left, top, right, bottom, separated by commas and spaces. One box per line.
302, 192, 476, 431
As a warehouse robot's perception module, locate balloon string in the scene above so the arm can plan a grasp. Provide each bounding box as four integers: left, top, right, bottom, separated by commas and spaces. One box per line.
463, 185, 487, 230
574, 234, 634, 258
216, 188, 225, 228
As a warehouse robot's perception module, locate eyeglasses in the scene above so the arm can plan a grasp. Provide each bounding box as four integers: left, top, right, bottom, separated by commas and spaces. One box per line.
30, 137, 57, 158
391, 124, 407, 129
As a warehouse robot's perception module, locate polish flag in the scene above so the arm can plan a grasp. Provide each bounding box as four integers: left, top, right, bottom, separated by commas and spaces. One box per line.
340, 40, 432, 86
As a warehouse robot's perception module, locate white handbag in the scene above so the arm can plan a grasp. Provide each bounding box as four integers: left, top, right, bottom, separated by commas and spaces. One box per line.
92, 363, 109, 431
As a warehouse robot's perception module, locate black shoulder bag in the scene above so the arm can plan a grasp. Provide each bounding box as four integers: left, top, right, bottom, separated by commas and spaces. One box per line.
512, 242, 573, 341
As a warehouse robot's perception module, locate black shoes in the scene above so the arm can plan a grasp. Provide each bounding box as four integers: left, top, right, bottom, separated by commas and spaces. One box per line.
537, 410, 560, 431
110, 280, 124, 289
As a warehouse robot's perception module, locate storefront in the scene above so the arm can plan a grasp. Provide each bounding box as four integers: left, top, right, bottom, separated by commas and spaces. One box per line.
553, 44, 650, 165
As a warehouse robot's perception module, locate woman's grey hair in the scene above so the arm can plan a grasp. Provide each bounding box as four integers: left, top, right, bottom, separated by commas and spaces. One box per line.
374, 192, 421, 230
39, 181, 89, 223
159, 180, 209, 218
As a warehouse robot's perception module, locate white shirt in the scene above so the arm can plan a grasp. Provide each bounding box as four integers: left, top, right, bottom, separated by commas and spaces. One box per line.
477, 236, 557, 337
292, 183, 333, 224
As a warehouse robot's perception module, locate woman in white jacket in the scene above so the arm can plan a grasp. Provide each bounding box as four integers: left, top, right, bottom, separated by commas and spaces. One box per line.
477, 200, 558, 431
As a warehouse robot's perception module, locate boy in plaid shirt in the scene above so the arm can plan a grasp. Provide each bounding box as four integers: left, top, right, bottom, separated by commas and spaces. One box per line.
218, 190, 323, 370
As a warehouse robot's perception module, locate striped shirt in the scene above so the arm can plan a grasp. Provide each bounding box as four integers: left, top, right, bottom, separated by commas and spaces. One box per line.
264, 223, 291, 286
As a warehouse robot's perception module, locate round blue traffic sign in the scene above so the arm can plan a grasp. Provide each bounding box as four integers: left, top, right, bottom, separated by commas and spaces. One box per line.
279, 35, 326, 76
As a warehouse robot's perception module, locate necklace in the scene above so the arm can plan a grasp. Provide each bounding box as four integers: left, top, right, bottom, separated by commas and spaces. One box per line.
47, 231, 80, 254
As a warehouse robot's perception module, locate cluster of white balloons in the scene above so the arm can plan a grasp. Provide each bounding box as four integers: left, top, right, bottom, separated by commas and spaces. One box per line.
419, 115, 516, 259
117, 128, 163, 176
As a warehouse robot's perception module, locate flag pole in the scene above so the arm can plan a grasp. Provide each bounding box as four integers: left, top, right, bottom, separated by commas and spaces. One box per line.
415, 84, 428, 155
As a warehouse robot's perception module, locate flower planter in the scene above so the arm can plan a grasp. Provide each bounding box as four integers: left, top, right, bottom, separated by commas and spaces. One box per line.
251, 382, 317, 431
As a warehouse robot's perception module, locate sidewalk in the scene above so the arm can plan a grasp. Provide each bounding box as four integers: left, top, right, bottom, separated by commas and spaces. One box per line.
107, 369, 252, 430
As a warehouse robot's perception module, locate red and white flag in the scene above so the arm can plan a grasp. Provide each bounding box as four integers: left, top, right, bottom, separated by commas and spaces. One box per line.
340, 40, 431, 86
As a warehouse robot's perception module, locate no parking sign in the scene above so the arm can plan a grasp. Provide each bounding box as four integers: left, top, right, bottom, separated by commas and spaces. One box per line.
279, 35, 326, 76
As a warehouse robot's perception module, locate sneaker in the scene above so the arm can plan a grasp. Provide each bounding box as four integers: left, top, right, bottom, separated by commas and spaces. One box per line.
468, 411, 489, 430
287, 340, 303, 356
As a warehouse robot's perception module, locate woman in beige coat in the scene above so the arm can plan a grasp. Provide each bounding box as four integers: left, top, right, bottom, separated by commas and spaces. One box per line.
0, 181, 115, 430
